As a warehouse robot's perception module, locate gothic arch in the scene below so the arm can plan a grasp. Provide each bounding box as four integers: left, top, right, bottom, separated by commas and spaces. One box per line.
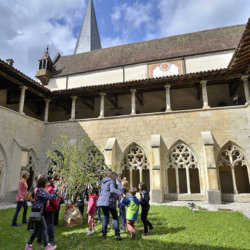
166, 140, 201, 194
26, 149, 38, 191
46, 150, 64, 174
120, 142, 150, 190
0, 143, 8, 200
217, 141, 250, 194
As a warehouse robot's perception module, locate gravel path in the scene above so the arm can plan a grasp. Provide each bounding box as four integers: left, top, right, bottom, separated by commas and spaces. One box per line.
151, 201, 250, 218
1, 201, 249, 218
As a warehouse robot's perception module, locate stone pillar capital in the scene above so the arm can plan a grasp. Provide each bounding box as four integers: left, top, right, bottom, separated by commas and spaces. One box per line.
100, 92, 106, 97
71, 96, 78, 100
164, 84, 171, 89
44, 98, 51, 103
19, 85, 28, 90
200, 80, 208, 86
241, 75, 249, 82
130, 89, 136, 94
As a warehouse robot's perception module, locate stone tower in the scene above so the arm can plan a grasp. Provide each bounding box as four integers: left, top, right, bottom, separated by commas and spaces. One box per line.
35, 47, 53, 86
74, 0, 102, 54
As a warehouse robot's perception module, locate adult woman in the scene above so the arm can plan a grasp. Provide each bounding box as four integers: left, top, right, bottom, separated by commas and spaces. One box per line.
11, 171, 30, 227
97, 172, 122, 240
25, 176, 58, 250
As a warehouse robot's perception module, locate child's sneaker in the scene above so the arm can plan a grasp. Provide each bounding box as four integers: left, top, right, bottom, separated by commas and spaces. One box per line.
44, 244, 57, 250
87, 230, 94, 236
25, 244, 33, 250
149, 226, 154, 231
142, 233, 148, 237
131, 232, 136, 239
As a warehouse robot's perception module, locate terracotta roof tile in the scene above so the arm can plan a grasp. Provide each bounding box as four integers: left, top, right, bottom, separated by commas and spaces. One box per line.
52, 24, 245, 78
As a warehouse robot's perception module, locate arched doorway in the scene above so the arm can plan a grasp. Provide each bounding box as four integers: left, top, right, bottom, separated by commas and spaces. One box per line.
121, 144, 150, 190
167, 142, 201, 195
217, 143, 250, 194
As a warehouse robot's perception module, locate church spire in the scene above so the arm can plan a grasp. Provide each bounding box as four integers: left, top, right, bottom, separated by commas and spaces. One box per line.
74, 0, 101, 54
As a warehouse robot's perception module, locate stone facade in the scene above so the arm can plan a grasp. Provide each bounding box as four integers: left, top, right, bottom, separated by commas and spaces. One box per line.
1, 101, 249, 203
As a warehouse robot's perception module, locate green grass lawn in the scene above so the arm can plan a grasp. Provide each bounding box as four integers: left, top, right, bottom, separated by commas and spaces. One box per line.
0, 205, 249, 250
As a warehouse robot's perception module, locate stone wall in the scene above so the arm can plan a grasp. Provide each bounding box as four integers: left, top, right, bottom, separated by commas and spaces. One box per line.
43, 103, 250, 202
1, 102, 249, 203
0, 106, 45, 201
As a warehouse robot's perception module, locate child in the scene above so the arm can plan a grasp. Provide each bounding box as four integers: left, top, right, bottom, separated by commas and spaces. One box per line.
86, 188, 98, 236
121, 187, 140, 238
138, 182, 154, 236
25, 176, 58, 250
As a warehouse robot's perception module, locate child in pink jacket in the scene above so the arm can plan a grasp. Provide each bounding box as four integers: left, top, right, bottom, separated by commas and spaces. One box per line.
87, 188, 98, 236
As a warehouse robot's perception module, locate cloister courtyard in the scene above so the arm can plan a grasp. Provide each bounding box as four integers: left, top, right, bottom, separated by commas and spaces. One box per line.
0, 205, 249, 250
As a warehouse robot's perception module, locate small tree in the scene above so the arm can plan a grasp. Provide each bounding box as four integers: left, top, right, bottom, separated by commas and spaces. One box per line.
47, 135, 109, 204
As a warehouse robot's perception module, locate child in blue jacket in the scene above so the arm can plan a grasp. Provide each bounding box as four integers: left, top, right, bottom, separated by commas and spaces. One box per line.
121, 187, 140, 238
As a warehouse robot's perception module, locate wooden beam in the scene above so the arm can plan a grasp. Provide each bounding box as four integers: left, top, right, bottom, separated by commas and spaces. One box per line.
107, 95, 118, 108
197, 84, 202, 100
79, 97, 95, 110
228, 80, 241, 97
136, 92, 143, 105
0, 70, 46, 98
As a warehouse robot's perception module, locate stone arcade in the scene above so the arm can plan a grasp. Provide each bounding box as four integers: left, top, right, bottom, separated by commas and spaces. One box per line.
0, 0, 249, 204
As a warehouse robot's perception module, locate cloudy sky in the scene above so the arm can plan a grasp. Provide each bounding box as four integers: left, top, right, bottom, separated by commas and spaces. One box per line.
0, 0, 249, 79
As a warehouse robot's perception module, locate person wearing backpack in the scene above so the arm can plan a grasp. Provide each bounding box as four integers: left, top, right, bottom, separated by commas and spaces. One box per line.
25, 176, 59, 250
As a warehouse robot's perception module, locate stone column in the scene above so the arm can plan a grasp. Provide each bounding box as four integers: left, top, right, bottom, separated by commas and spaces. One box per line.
19, 86, 28, 114
99, 93, 105, 118
201, 131, 221, 204
241, 75, 250, 103
130, 170, 133, 189
186, 168, 191, 194
70, 96, 77, 120
44, 99, 50, 122
164, 84, 171, 111
231, 168, 238, 194
200, 80, 210, 109
151, 134, 164, 202
175, 168, 180, 194
140, 168, 143, 182
130, 89, 136, 115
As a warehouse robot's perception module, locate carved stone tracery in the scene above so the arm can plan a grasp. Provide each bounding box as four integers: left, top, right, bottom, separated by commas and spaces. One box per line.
122, 145, 149, 170
168, 142, 198, 169
217, 144, 248, 169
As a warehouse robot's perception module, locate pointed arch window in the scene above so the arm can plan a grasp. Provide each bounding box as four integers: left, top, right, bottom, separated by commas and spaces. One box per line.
121, 144, 150, 190
217, 143, 250, 194
167, 142, 200, 194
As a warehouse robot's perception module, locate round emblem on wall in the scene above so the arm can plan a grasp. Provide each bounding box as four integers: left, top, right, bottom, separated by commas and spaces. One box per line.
160, 62, 170, 71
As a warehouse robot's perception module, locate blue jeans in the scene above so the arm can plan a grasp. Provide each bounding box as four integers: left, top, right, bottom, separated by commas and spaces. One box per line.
96, 207, 101, 222
44, 210, 55, 243
28, 216, 48, 247
119, 206, 126, 228
11, 201, 28, 226
101, 207, 120, 237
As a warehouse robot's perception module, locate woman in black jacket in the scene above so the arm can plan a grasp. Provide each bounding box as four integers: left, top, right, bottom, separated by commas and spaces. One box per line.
139, 182, 154, 236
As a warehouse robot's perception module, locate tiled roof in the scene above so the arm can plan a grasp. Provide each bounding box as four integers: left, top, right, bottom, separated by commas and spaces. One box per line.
0, 59, 50, 95
52, 24, 245, 78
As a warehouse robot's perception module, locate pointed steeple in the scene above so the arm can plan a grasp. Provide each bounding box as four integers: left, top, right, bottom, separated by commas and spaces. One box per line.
74, 0, 101, 54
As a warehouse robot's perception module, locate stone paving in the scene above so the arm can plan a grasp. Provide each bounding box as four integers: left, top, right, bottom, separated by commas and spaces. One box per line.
151, 201, 250, 219
1, 201, 249, 218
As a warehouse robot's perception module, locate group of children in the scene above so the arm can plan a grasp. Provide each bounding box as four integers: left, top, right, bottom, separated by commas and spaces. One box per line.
14, 171, 153, 249
86, 177, 154, 238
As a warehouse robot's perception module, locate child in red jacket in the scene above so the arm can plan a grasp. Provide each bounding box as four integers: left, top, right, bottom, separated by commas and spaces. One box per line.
87, 188, 98, 236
